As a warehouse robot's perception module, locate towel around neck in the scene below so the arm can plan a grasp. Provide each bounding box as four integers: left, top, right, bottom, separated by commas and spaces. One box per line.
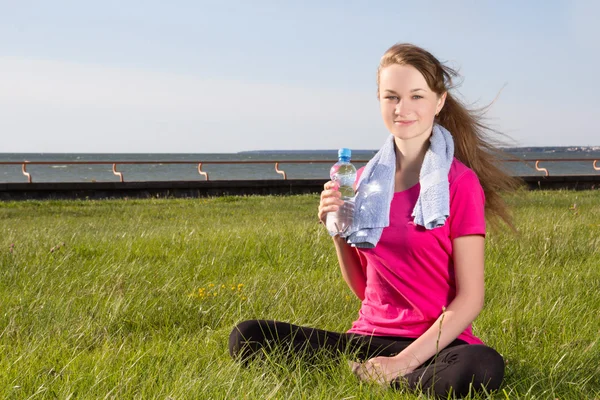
345, 124, 455, 249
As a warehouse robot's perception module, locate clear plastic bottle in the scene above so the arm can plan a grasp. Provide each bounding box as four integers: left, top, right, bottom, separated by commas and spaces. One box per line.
326, 148, 357, 237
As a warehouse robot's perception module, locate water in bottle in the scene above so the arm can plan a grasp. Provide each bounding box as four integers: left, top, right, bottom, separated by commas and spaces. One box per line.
326, 148, 357, 237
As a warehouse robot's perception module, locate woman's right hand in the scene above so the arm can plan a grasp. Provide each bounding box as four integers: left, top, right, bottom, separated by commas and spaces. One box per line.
320, 181, 366, 299
318, 180, 344, 225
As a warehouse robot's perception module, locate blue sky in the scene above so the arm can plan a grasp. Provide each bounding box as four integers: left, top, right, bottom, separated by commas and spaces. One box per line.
0, 1, 598, 153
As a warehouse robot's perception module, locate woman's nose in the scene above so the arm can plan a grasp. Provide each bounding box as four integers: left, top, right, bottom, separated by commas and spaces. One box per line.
394, 100, 408, 115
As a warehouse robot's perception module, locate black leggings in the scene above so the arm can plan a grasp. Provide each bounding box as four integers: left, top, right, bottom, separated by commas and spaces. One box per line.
229, 320, 504, 398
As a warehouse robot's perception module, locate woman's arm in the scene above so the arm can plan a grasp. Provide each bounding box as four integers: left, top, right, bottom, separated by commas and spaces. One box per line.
354, 234, 485, 383
332, 235, 366, 300
318, 181, 367, 300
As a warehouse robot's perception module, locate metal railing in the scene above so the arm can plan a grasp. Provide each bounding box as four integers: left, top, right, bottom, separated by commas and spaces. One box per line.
1, 158, 599, 183
522, 158, 600, 177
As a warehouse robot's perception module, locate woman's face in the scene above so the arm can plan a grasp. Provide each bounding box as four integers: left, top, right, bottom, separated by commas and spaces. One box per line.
378, 64, 445, 143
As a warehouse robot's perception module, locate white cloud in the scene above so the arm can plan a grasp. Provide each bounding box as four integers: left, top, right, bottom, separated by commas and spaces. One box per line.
0, 57, 381, 152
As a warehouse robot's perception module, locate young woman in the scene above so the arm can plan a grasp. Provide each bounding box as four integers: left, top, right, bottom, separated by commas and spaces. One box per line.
229, 43, 518, 398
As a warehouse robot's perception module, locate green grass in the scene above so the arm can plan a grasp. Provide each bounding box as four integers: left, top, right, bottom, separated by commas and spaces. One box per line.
0, 191, 599, 399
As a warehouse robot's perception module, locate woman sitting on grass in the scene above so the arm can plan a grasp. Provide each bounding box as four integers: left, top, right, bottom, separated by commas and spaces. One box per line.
229, 43, 518, 398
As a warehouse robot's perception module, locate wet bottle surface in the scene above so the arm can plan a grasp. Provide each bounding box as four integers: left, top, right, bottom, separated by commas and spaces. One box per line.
326, 148, 356, 237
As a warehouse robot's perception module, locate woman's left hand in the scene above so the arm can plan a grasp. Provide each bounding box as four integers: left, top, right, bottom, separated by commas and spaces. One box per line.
350, 355, 418, 385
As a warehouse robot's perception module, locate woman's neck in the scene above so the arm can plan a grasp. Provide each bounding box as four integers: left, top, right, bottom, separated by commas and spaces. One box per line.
392, 134, 431, 191
394, 135, 430, 172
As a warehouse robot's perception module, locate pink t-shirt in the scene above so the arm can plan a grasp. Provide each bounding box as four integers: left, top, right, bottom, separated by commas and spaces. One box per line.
347, 158, 486, 345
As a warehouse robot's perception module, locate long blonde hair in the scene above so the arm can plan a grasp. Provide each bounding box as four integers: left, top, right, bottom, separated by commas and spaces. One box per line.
377, 43, 521, 228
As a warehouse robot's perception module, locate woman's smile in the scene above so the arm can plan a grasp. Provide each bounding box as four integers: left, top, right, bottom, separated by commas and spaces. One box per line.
394, 120, 416, 126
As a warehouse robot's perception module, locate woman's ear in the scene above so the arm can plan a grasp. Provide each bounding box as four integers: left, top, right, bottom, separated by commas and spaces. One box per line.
436, 92, 447, 116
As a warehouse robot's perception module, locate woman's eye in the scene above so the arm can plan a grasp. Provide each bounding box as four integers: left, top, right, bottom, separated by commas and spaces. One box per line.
412, 95, 423, 100
385, 96, 399, 101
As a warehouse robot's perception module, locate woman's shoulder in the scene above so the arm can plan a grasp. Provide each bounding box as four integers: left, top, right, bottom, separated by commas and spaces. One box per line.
448, 158, 482, 188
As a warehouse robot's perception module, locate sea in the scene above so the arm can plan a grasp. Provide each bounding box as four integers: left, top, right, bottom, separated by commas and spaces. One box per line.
1, 147, 600, 183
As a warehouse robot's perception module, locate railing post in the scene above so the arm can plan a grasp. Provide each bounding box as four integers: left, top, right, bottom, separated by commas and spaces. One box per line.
535, 160, 549, 176
198, 163, 209, 181
112, 163, 124, 182
275, 162, 287, 179
22, 163, 32, 183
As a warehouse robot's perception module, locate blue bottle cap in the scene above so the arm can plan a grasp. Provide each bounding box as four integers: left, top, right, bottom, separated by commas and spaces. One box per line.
338, 148, 351, 159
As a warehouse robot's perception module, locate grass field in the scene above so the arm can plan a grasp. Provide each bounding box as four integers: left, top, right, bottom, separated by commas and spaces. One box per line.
1, 190, 599, 399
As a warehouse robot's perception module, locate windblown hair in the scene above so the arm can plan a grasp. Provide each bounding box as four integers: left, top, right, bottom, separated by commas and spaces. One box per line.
377, 43, 521, 229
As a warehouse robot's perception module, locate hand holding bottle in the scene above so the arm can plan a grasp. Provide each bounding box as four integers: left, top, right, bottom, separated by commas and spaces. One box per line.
318, 180, 343, 225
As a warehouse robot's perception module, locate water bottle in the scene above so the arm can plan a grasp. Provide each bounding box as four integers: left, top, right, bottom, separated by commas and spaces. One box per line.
326, 148, 357, 237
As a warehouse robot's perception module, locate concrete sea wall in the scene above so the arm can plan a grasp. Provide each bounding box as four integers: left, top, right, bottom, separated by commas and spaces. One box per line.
0, 175, 598, 201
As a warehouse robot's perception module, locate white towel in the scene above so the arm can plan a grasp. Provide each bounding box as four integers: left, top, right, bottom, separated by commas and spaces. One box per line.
345, 124, 455, 249
412, 124, 455, 229
344, 135, 396, 248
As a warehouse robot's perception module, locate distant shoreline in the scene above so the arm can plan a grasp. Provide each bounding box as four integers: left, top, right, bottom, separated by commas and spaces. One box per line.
239, 146, 600, 154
